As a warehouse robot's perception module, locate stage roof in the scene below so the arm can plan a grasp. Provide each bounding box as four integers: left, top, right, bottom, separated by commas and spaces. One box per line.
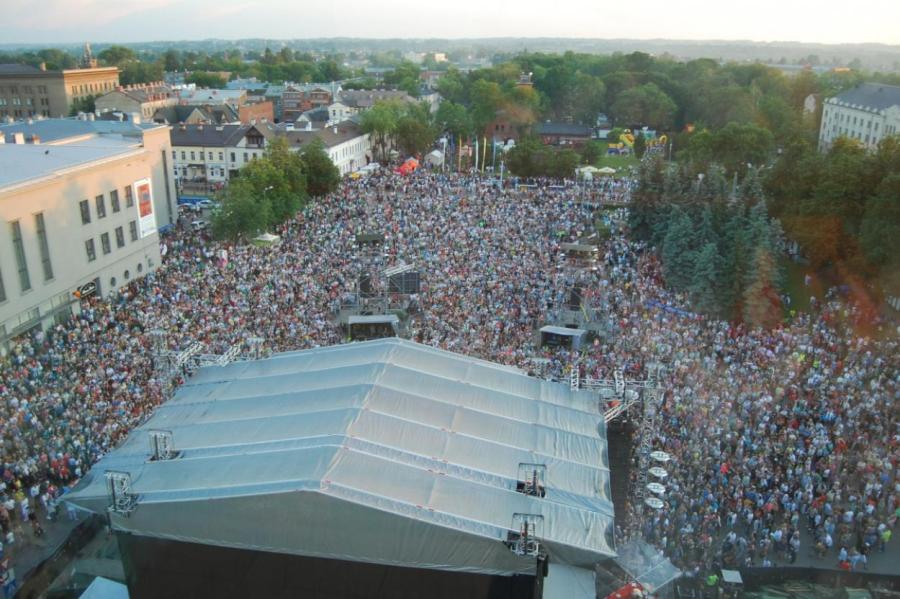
67, 338, 614, 575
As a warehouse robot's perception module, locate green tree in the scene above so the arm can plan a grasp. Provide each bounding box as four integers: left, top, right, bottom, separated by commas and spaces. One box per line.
163, 49, 182, 72
186, 72, 227, 88
300, 139, 341, 197
743, 246, 782, 328
633, 132, 647, 159
610, 83, 676, 130
580, 141, 602, 165
859, 174, 900, 268
690, 242, 722, 315
360, 101, 401, 163
212, 178, 272, 241
69, 94, 98, 116
661, 206, 696, 289
395, 102, 437, 157
98, 45, 136, 66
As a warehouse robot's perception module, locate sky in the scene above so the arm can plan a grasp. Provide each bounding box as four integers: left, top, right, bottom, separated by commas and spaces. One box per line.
4, 0, 900, 45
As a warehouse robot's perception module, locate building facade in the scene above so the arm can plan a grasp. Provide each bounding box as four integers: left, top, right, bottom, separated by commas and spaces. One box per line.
95, 83, 178, 120
282, 122, 371, 176
169, 123, 273, 195
0, 63, 120, 119
819, 83, 900, 152
0, 126, 172, 350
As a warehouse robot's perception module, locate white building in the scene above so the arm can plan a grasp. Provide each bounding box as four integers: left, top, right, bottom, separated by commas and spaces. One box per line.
819, 83, 900, 152
0, 118, 175, 349
169, 123, 273, 195
282, 122, 371, 176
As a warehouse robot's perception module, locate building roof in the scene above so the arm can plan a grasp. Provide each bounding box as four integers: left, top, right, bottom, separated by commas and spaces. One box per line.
66, 338, 615, 574
338, 89, 414, 109
180, 88, 246, 105
0, 63, 43, 75
0, 117, 165, 144
297, 106, 330, 124
153, 104, 239, 126
0, 141, 143, 192
280, 121, 366, 149
169, 122, 272, 147
830, 83, 900, 111
536, 122, 593, 137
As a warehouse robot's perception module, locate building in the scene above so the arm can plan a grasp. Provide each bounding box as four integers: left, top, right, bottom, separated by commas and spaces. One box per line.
0, 63, 120, 120
536, 122, 594, 147
0, 118, 176, 349
281, 121, 371, 176
66, 338, 614, 599
169, 123, 274, 195
282, 84, 334, 123
179, 88, 246, 107
152, 104, 240, 126
238, 100, 274, 125
818, 83, 900, 152
94, 82, 178, 121
337, 89, 415, 112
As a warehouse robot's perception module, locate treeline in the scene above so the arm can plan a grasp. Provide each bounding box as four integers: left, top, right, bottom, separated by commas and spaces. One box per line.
766, 136, 900, 290
630, 156, 786, 327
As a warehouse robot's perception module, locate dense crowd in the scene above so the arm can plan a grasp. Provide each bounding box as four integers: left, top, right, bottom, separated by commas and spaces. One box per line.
0, 170, 895, 579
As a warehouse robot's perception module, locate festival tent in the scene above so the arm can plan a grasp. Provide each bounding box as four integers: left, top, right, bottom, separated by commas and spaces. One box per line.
66, 339, 615, 576
252, 232, 281, 246
597, 167, 617, 175
395, 158, 419, 175
425, 150, 444, 168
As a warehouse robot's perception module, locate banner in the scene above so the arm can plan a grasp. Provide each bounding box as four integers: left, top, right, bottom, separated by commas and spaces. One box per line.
133, 178, 157, 238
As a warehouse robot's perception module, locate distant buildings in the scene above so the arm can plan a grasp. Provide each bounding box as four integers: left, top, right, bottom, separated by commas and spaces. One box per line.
95, 82, 178, 121
819, 83, 900, 152
0, 62, 119, 119
0, 117, 176, 347
535, 122, 593, 147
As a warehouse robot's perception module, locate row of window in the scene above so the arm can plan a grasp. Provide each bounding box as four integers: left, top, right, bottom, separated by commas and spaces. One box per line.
85, 222, 139, 262
824, 109, 881, 133
175, 166, 226, 178
0, 85, 48, 95
70, 81, 114, 96
79, 188, 134, 225
0, 109, 50, 118
173, 150, 261, 164
0, 213, 55, 302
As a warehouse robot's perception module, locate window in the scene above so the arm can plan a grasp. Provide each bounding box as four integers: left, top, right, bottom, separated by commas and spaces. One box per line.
190, 151, 195, 161
124, 269, 130, 280
129, 220, 138, 242
35, 213, 53, 281
95, 194, 106, 219
110, 190, 120, 213
181, 151, 186, 161
101, 232, 111, 255
85, 238, 96, 262
10, 221, 31, 292
80, 199, 91, 224
244, 152, 249, 162
124, 185, 134, 208
230, 152, 236, 162
115, 226, 125, 248
219, 152, 224, 161
0, 268, 6, 303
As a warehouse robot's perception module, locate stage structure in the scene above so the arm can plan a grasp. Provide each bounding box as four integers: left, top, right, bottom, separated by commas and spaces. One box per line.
67, 339, 616, 599
570, 362, 666, 528
337, 233, 420, 339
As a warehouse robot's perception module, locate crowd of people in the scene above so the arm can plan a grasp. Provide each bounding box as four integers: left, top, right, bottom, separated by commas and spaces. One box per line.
0, 170, 895, 581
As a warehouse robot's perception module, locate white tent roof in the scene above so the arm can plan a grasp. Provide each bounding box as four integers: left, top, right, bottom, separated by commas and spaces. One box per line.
67, 339, 614, 574
540, 325, 588, 338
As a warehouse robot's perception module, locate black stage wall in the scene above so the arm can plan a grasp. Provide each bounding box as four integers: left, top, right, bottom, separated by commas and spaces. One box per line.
117, 533, 540, 599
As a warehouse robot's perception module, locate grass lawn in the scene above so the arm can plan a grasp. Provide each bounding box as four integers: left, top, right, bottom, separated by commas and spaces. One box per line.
594, 153, 640, 171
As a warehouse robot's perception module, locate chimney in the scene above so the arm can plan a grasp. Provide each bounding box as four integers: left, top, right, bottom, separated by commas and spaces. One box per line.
30, 134, 40, 145
87, 112, 95, 121
131, 112, 141, 124
26, 118, 33, 125
13, 132, 25, 144
39, 62, 46, 71
197, 124, 203, 131
0, 135, 5, 145
332, 126, 338, 134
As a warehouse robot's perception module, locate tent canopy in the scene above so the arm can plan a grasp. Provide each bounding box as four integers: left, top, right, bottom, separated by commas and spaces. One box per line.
67, 339, 614, 575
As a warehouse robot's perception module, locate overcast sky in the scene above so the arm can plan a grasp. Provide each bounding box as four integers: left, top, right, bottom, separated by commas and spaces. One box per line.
5, 0, 899, 45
